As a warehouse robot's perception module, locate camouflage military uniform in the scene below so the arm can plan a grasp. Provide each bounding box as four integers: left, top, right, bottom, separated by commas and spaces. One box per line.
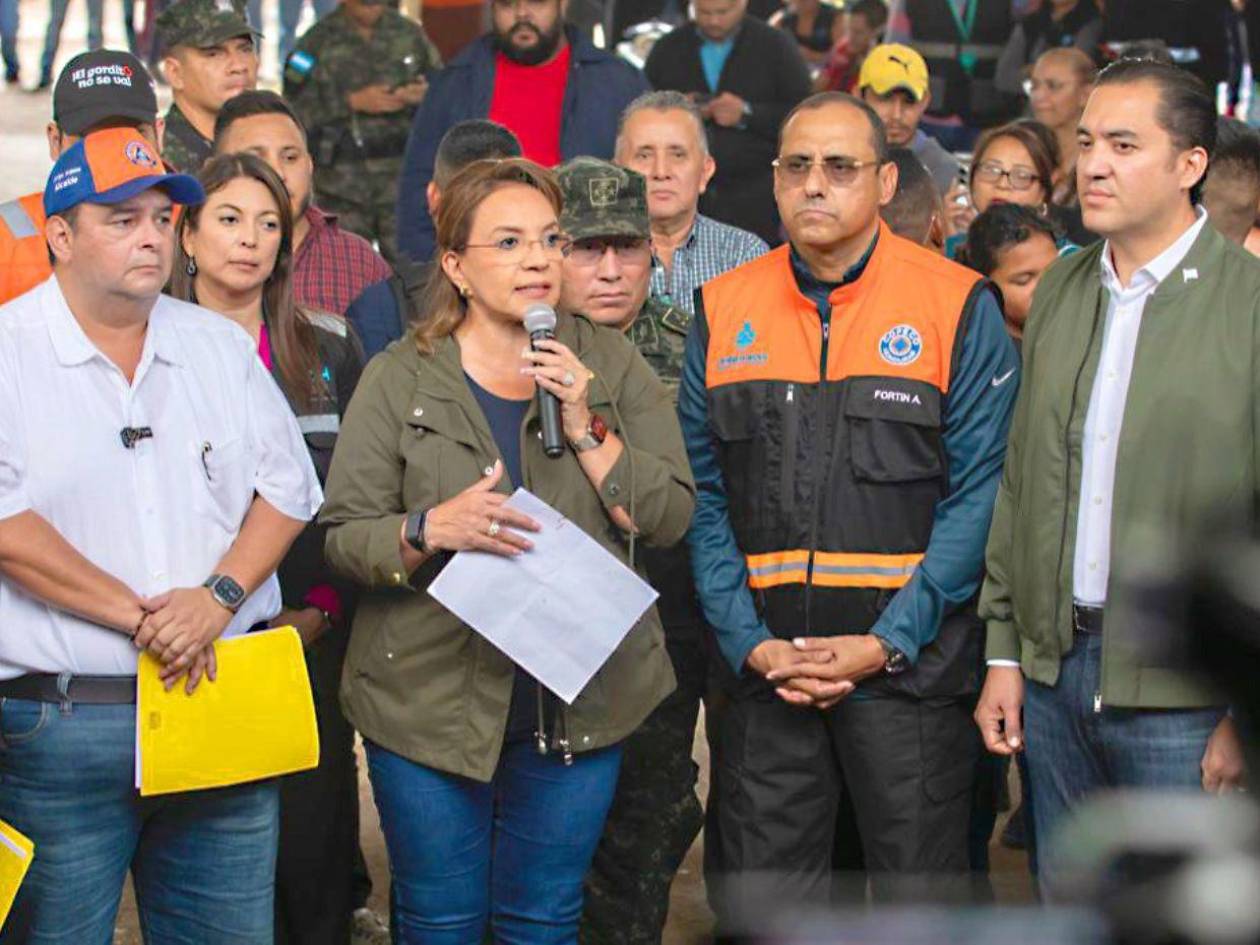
155, 0, 260, 174
161, 101, 213, 174
558, 157, 708, 945
283, 6, 440, 265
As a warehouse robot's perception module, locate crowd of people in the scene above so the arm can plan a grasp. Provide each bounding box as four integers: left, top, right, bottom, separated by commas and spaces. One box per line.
1, 0, 1259, 944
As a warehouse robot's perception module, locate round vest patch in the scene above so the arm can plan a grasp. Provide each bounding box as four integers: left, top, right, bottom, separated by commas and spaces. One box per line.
879, 324, 922, 366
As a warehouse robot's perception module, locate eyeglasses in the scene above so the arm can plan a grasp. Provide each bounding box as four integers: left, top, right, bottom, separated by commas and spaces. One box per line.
567, 237, 651, 266
973, 161, 1042, 191
461, 233, 572, 264
772, 155, 882, 187
1023, 77, 1069, 96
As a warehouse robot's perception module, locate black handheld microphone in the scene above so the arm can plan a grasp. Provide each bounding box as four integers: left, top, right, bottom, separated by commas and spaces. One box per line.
524, 303, 565, 459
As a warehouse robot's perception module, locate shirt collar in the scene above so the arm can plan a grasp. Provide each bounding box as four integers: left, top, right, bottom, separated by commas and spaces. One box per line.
1100, 205, 1209, 295
304, 205, 335, 235
682, 213, 706, 249
45, 276, 183, 368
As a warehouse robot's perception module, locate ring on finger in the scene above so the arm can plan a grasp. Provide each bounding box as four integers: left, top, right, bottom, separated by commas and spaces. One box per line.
487, 519, 501, 538
562, 371, 575, 388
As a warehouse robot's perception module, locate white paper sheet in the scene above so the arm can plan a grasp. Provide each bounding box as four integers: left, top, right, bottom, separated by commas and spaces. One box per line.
427, 489, 658, 704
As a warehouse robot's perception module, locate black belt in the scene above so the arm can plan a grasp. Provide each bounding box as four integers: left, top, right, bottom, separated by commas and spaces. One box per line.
0, 673, 137, 704
1073, 603, 1104, 635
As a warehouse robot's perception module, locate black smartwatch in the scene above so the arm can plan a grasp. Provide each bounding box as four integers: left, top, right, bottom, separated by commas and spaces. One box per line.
404, 509, 429, 553
877, 637, 909, 675
203, 573, 246, 612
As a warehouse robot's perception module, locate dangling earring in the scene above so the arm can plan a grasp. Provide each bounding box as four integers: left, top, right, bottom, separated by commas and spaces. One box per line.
459, 284, 473, 299
186, 256, 198, 276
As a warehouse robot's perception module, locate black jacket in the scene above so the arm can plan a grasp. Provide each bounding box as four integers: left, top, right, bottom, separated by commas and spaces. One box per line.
395, 27, 649, 262
645, 18, 811, 245
274, 312, 365, 687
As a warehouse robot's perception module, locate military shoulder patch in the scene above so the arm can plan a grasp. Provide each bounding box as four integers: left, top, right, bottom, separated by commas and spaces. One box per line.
286, 49, 315, 77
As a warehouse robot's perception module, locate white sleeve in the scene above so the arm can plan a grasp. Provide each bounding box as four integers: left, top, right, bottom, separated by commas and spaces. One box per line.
986, 659, 1020, 668
243, 350, 324, 522
0, 352, 30, 521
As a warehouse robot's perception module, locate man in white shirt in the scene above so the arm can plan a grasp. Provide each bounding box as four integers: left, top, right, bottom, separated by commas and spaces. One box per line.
0, 127, 321, 942
974, 60, 1249, 891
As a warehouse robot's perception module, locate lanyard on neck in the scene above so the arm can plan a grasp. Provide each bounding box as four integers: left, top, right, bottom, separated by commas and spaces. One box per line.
946, 0, 979, 74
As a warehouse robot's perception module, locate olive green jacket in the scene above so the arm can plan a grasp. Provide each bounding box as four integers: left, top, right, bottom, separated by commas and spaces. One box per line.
979, 222, 1260, 708
321, 312, 695, 781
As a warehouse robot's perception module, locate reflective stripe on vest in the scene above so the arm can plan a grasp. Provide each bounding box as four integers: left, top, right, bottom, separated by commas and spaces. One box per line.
298, 413, 340, 435
0, 200, 38, 239
746, 550, 924, 590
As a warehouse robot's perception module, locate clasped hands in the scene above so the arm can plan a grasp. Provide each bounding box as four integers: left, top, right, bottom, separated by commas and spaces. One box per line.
747, 634, 887, 709
132, 587, 232, 694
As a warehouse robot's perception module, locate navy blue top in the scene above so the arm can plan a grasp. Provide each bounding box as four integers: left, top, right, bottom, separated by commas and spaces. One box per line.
464, 372, 537, 738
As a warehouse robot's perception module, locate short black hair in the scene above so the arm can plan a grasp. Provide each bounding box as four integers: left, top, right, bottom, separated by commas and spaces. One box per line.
434, 120, 522, 189
213, 90, 308, 151
779, 91, 889, 164
1095, 58, 1216, 205
881, 148, 939, 245
1211, 116, 1260, 181
966, 203, 1059, 277
848, 0, 888, 30
1202, 117, 1260, 243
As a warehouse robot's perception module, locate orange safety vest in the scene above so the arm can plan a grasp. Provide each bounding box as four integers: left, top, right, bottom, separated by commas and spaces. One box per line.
699, 221, 984, 648
0, 193, 51, 306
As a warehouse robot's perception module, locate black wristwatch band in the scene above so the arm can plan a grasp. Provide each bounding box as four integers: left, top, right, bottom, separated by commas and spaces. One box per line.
877, 636, 909, 675
404, 509, 429, 553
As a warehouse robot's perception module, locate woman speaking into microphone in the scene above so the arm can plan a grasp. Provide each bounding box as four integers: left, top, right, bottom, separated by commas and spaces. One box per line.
320, 158, 694, 943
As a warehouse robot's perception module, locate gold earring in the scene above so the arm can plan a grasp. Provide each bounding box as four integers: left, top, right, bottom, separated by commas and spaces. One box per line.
460, 284, 473, 299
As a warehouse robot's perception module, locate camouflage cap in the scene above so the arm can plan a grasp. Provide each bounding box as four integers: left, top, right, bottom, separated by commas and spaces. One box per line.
157, 0, 260, 50
557, 157, 650, 243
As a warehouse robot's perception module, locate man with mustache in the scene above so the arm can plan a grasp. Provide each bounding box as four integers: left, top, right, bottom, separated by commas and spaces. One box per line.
394, 0, 648, 263
679, 91, 1018, 921
284, 0, 441, 265
156, 0, 260, 174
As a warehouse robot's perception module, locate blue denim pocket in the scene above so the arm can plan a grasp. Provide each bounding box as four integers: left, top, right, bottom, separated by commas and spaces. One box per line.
0, 699, 50, 748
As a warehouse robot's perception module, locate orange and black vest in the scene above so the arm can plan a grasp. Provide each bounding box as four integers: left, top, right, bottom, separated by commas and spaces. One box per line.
699, 223, 986, 651
0, 193, 51, 306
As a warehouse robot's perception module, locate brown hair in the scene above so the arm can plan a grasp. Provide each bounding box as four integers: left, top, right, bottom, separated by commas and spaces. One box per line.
413, 157, 564, 355
1036, 46, 1099, 87
970, 119, 1060, 206
170, 152, 323, 409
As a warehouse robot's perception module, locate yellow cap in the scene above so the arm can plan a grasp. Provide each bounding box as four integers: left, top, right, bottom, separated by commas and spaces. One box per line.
858, 44, 930, 102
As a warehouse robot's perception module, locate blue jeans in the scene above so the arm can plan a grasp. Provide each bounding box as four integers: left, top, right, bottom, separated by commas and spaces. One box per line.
40, 0, 102, 81
366, 738, 623, 945
0, 0, 18, 78
1024, 633, 1224, 890
0, 698, 279, 944
276, 0, 335, 68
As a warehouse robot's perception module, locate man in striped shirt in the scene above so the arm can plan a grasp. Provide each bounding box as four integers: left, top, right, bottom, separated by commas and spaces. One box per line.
615, 91, 769, 316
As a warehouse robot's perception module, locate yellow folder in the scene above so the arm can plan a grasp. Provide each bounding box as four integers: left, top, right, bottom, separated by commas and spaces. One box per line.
137, 626, 320, 797
0, 819, 33, 932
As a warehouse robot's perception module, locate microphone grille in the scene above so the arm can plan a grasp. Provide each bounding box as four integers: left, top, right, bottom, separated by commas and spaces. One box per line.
523, 303, 557, 334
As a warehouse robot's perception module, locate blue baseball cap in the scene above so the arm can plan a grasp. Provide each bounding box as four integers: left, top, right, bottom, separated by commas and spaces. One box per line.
43, 127, 205, 217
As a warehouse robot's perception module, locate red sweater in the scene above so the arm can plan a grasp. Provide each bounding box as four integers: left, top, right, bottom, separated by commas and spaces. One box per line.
488, 44, 571, 167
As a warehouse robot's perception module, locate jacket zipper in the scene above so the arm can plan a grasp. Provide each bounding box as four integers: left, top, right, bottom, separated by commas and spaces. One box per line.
1056, 294, 1106, 708
804, 318, 832, 634
534, 682, 548, 755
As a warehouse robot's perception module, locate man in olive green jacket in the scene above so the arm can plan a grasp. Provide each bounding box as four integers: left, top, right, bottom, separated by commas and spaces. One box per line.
976, 60, 1249, 889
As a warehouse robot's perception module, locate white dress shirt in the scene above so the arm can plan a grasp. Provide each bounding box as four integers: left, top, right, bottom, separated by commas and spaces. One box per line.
0, 277, 323, 680
1072, 208, 1209, 605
